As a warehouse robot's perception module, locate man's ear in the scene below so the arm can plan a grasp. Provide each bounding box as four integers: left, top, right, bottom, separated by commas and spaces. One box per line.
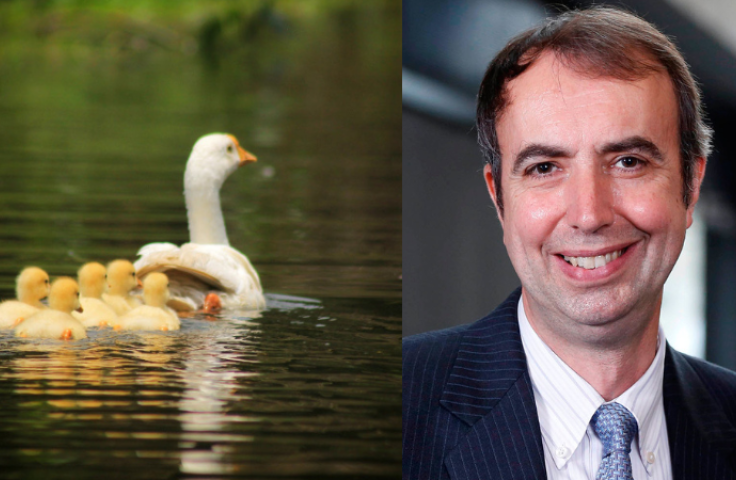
686, 157, 707, 229
483, 163, 504, 223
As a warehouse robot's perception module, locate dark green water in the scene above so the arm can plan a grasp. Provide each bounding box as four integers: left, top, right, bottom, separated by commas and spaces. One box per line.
0, 5, 400, 479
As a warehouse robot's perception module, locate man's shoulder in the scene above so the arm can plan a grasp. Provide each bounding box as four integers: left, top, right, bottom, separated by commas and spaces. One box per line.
402, 322, 470, 358
402, 287, 522, 380
667, 347, 736, 434
403, 288, 522, 361
675, 349, 736, 401
402, 321, 472, 394
401, 304, 514, 434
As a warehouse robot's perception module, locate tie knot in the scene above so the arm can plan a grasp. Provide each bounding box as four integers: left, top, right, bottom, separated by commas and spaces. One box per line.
591, 402, 638, 456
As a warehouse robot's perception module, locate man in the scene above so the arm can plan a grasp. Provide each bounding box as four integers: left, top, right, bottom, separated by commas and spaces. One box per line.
403, 7, 736, 480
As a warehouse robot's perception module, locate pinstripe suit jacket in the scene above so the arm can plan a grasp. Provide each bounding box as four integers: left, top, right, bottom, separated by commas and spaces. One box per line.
403, 288, 736, 479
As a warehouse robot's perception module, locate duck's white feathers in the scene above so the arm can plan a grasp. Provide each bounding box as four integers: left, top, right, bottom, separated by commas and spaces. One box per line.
134, 242, 265, 310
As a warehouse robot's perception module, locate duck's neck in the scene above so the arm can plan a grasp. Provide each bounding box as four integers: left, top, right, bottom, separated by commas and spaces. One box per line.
49, 297, 73, 313
82, 283, 103, 299
185, 177, 230, 246
144, 293, 166, 308
20, 294, 44, 308
108, 283, 130, 296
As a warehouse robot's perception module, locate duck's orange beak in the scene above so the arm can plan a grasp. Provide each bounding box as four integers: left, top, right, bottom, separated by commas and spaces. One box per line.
238, 145, 257, 166
227, 133, 257, 166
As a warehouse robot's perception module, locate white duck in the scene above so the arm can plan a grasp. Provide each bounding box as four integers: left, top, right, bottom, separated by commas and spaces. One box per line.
102, 259, 142, 316
113, 272, 180, 332
0, 267, 50, 329
134, 133, 266, 311
15, 277, 87, 340
72, 262, 118, 328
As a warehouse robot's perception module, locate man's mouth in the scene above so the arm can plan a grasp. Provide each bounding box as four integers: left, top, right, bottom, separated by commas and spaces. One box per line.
560, 247, 628, 270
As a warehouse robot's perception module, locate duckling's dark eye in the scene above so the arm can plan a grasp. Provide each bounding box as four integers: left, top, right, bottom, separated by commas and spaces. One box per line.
227, 145, 234, 153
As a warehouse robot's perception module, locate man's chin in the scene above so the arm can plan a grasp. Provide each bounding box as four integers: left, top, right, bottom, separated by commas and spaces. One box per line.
534, 285, 645, 325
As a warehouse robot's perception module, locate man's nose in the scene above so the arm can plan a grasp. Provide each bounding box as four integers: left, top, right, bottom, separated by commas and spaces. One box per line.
564, 168, 614, 233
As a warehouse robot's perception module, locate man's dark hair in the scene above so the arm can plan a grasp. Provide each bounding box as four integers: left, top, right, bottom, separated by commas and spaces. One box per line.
477, 6, 712, 214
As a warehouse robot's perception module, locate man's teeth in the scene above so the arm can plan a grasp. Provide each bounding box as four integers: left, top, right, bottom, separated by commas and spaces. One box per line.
562, 250, 623, 270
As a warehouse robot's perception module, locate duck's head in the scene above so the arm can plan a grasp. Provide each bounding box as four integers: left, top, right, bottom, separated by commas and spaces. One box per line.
49, 277, 81, 313
143, 272, 170, 308
16, 267, 50, 304
107, 260, 139, 295
77, 262, 107, 298
185, 133, 257, 188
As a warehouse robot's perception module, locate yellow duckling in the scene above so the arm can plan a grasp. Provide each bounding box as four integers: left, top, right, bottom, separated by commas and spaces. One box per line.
15, 277, 87, 340
72, 262, 118, 328
102, 259, 142, 316
0, 267, 50, 329
113, 272, 180, 332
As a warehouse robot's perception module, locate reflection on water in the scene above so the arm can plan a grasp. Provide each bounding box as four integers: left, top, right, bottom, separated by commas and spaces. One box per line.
0, 295, 401, 478
0, 3, 400, 478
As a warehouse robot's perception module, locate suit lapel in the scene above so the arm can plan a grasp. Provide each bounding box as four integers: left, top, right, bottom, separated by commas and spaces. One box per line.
440, 289, 547, 480
664, 346, 736, 479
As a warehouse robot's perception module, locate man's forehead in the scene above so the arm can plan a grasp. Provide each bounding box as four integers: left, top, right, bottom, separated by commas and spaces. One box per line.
504, 51, 668, 105
497, 52, 679, 151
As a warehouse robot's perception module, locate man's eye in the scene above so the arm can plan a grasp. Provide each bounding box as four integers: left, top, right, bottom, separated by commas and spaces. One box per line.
617, 156, 643, 168
529, 162, 555, 175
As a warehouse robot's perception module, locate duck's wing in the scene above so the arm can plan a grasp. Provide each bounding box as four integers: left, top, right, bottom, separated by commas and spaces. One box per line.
134, 242, 265, 309
136, 243, 239, 291
136, 243, 192, 278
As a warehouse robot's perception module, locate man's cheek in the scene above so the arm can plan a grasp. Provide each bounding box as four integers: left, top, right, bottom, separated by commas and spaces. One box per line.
622, 190, 679, 233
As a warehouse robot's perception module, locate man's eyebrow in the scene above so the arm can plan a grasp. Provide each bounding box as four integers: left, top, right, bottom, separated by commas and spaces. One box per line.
598, 136, 664, 162
511, 137, 666, 175
512, 144, 572, 175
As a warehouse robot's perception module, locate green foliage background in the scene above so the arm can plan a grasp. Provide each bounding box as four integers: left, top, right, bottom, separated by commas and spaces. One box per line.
0, 0, 395, 59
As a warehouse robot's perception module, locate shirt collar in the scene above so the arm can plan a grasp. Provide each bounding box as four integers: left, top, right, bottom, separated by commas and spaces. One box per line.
518, 297, 666, 470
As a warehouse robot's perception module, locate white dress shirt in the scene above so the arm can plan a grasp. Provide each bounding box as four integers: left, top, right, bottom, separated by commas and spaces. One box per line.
517, 298, 673, 479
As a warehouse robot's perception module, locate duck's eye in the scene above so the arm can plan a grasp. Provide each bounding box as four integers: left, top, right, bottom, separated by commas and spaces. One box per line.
227, 145, 234, 153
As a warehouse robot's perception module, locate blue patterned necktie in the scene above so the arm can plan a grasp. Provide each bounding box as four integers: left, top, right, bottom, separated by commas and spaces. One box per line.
591, 402, 638, 480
